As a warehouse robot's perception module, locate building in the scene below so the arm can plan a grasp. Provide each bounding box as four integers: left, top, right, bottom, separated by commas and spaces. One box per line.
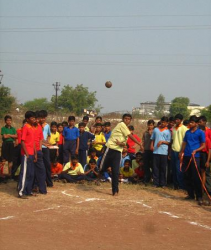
132, 102, 205, 116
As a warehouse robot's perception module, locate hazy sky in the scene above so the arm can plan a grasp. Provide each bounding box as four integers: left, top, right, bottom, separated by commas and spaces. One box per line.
0, 0, 210, 113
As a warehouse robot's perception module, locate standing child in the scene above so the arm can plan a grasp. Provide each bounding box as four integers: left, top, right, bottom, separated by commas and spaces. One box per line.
1, 115, 17, 176
78, 122, 95, 167
49, 121, 59, 163
91, 123, 106, 157
12, 119, 26, 180
57, 123, 64, 164
63, 116, 79, 165
104, 122, 112, 142
150, 116, 171, 188
18, 111, 37, 198
39, 110, 53, 187
142, 120, 154, 183
33, 113, 47, 194
100, 113, 142, 195
120, 145, 130, 167
171, 114, 187, 190
127, 125, 142, 160
179, 115, 205, 204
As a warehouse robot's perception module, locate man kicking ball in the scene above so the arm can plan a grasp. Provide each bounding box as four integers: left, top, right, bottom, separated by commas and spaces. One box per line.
100, 113, 143, 196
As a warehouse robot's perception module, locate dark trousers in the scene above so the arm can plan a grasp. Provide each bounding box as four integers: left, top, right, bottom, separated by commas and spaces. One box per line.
153, 154, 167, 187
42, 148, 53, 187
143, 150, 153, 183
100, 148, 121, 195
12, 144, 21, 179
18, 155, 35, 196
183, 156, 202, 199
59, 173, 84, 182
79, 150, 87, 168
63, 140, 76, 164
171, 151, 184, 189
206, 164, 211, 195
58, 144, 63, 164
50, 149, 57, 163
34, 151, 47, 194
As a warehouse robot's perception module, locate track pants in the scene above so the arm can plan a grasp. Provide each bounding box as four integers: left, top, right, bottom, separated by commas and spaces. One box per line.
100, 148, 121, 195
18, 155, 35, 196
153, 154, 167, 187
183, 156, 202, 199
42, 148, 53, 187
34, 151, 47, 194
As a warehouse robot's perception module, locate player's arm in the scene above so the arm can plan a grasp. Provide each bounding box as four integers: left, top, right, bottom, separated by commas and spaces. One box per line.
21, 140, 29, 158
75, 137, 79, 155
150, 140, 154, 151
205, 149, 211, 168
34, 142, 37, 162
179, 142, 186, 160
192, 142, 205, 156
127, 134, 142, 147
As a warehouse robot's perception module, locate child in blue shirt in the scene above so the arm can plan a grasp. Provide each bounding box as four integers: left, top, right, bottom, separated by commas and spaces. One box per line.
179, 115, 205, 204
150, 116, 171, 188
63, 116, 79, 165
78, 122, 95, 167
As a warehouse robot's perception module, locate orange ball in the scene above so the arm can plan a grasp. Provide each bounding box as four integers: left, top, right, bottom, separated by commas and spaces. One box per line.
105, 81, 112, 88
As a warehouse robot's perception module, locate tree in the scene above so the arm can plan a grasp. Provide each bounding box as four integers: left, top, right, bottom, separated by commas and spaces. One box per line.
24, 98, 51, 111
57, 84, 99, 115
169, 97, 190, 118
154, 94, 165, 118
0, 85, 15, 118
201, 105, 211, 122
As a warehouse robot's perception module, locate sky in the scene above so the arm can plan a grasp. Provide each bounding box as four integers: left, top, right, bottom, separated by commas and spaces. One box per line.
0, 0, 210, 113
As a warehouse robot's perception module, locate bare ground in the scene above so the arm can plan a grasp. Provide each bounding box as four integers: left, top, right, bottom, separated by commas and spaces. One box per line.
0, 182, 211, 250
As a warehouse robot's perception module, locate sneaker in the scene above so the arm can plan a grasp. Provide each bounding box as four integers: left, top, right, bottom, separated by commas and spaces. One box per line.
184, 195, 195, 200
18, 195, 28, 199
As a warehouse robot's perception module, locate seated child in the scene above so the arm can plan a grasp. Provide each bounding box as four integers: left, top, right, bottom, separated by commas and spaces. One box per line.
51, 160, 63, 177
119, 159, 134, 183
49, 121, 59, 163
133, 159, 145, 183
132, 152, 143, 170
102, 166, 112, 182
58, 156, 85, 183
84, 159, 99, 181
0, 157, 8, 183
87, 148, 98, 164
91, 123, 106, 157
120, 145, 130, 167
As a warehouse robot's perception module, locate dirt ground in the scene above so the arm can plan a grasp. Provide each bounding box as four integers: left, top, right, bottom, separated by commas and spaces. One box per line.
0, 182, 211, 250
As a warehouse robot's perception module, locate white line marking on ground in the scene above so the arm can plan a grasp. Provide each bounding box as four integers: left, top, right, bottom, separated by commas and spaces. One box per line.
0, 216, 14, 220
136, 201, 152, 209
77, 198, 106, 204
188, 222, 211, 231
61, 190, 80, 198
33, 206, 61, 213
159, 211, 180, 219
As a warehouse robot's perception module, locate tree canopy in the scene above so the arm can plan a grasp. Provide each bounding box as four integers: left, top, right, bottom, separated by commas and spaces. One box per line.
57, 84, 98, 115
201, 105, 211, 122
0, 85, 16, 118
169, 97, 190, 118
155, 94, 165, 118
24, 98, 51, 111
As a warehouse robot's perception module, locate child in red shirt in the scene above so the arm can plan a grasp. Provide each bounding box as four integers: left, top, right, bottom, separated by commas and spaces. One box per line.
18, 111, 37, 199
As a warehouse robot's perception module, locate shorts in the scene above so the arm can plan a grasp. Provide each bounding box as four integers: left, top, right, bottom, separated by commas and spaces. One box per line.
1, 141, 14, 162
200, 152, 208, 170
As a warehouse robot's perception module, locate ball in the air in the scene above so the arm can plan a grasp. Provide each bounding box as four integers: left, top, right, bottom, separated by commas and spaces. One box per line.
105, 81, 112, 88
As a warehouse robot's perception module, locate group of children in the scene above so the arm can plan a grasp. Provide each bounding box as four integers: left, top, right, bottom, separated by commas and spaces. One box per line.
0, 111, 211, 205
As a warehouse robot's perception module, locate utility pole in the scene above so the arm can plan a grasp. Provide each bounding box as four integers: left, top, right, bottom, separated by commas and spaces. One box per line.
52, 82, 60, 110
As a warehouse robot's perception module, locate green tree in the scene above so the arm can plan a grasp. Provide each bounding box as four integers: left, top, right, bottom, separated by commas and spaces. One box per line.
0, 85, 15, 118
169, 97, 190, 118
24, 98, 51, 111
57, 84, 99, 115
201, 105, 211, 122
154, 94, 165, 118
